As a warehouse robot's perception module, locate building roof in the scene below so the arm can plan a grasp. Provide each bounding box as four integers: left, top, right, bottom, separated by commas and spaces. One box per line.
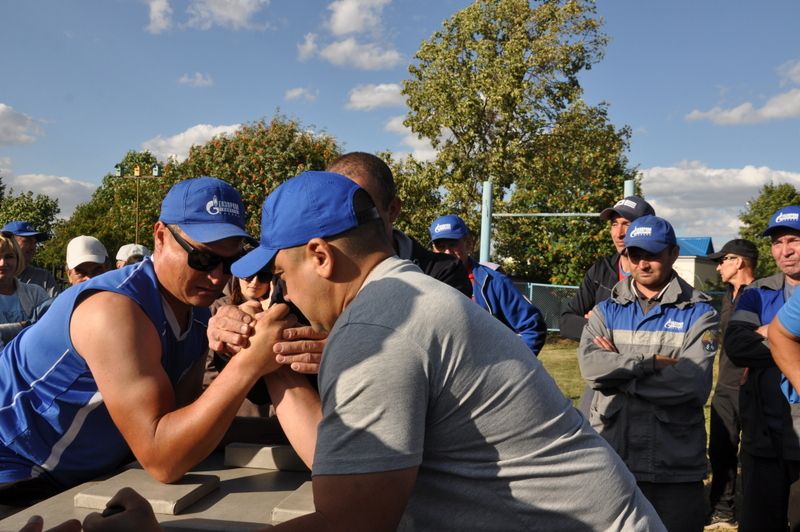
677, 237, 714, 257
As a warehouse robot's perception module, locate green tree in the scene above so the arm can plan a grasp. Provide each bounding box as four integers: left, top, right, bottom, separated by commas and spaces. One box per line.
0, 189, 60, 238
495, 102, 638, 283
402, 0, 639, 282
738, 182, 800, 278
381, 152, 444, 242
403, 0, 606, 211
175, 116, 340, 236
49, 115, 341, 269
38, 150, 168, 270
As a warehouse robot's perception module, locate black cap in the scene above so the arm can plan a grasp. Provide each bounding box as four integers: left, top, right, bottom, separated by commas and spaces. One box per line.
599, 195, 656, 221
707, 239, 758, 261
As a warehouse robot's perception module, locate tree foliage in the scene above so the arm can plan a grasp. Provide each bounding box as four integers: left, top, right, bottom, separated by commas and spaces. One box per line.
40, 116, 341, 271
37, 150, 167, 270
175, 116, 340, 237
402, 0, 636, 283
381, 152, 444, 242
0, 189, 60, 240
495, 102, 638, 283
738, 182, 800, 278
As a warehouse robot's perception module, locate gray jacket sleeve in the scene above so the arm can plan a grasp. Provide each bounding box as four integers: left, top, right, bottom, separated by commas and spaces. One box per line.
578, 304, 719, 407
0, 282, 50, 342
577, 305, 658, 390
631, 309, 719, 407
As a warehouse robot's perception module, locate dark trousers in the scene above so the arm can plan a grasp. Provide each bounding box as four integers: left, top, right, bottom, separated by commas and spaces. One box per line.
637, 481, 705, 532
708, 384, 740, 519
739, 450, 800, 532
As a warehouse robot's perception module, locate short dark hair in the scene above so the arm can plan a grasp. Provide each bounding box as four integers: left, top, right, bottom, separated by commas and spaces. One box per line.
326, 152, 396, 209
330, 188, 391, 257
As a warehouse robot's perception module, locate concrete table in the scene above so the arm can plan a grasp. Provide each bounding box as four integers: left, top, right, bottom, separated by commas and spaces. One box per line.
0, 453, 310, 531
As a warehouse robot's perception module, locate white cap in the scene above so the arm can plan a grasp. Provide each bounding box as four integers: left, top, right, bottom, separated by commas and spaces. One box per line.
66, 236, 109, 269
115, 243, 150, 262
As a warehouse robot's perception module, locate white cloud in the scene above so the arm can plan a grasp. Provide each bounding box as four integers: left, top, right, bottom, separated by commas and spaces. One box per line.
297, 33, 318, 61
319, 38, 402, 70
178, 72, 214, 87
384, 115, 437, 162
0, 156, 11, 176
4, 173, 96, 219
328, 0, 390, 36
346, 83, 404, 110
685, 89, 800, 124
141, 123, 241, 162
145, 0, 173, 34
778, 58, 800, 86
640, 161, 800, 248
185, 0, 270, 31
0, 104, 42, 145
687, 58, 800, 125
284, 87, 318, 102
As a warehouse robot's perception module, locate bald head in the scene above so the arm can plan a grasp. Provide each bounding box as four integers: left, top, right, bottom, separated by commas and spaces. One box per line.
327, 152, 400, 240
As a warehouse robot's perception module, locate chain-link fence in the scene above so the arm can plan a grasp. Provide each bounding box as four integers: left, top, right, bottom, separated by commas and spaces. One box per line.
513, 282, 577, 332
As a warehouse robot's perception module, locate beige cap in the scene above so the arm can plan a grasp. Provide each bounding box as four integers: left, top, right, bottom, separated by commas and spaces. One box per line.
115, 243, 150, 262
66, 236, 108, 269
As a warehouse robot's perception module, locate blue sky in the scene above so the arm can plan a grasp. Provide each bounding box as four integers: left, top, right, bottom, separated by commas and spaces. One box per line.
1, 0, 799, 251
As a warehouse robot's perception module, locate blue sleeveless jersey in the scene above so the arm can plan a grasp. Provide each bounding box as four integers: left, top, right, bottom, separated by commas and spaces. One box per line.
0, 258, 210, 489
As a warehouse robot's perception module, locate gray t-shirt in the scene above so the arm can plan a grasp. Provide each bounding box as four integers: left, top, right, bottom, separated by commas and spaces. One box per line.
314, 256, 663, 531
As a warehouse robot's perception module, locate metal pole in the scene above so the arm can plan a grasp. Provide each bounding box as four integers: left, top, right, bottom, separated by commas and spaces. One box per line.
480, 180, 493, 262
624, 179, 634, 197
135, 178, 140, 245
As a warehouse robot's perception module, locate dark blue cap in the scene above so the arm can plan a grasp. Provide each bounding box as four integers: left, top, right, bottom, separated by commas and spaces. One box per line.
428, 215, 469, 241
624, 215, 677, 254
159, 177, 249, 243
1, 221, 49, 241
232, 171, 372, 278
763, 206, 800, 237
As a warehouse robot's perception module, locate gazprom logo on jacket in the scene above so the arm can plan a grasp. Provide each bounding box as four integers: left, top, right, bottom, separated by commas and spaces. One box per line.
664, 319, 684, 330
776, 212, 800, 223
629, 227, 652, 238
434, 223, 452, 234
206, 195, 241, 217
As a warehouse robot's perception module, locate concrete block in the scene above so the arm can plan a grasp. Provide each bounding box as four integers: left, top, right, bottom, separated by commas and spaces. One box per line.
224, 443, 308, 472
271, 481, 314, 523
74, 468, 219, 515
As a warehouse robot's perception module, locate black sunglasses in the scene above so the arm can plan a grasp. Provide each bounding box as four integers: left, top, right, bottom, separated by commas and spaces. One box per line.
244, 268, 272, 283
166, 225, 240, 274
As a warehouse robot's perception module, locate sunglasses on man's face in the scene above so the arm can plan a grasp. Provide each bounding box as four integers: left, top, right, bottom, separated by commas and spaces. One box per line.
166, 225, 240, 274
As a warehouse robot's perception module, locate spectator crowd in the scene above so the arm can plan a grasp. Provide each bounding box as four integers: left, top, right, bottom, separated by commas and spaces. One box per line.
0, 153, 799, 532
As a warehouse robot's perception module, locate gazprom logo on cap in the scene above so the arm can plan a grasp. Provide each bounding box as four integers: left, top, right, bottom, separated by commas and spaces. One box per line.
435, 223, 452, 234
630, 226, 652, 238
616, 198, 637, 209
775, 212, 800, 223
206, 195, 241, 217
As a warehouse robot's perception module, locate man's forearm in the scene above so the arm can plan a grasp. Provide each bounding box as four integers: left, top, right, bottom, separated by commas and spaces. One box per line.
265, 367, 322, 469
143, 354, 269, 482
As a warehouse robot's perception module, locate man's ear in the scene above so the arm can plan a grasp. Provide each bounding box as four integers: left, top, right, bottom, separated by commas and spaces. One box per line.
306, 238, 334, 279
152, 221, 168, 254
387, 196, 402, 225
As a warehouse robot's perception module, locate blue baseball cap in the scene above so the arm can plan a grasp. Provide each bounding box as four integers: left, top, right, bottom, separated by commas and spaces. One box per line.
1, 221, 49, 241
159, 177, 249, 243
624, 215, 677, 254
231, 171, 380, 278
763, 205, 800, 237
429, 215, 470, 241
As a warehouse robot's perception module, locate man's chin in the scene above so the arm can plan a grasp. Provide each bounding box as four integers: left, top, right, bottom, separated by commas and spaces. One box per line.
191, 290, 223, 307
